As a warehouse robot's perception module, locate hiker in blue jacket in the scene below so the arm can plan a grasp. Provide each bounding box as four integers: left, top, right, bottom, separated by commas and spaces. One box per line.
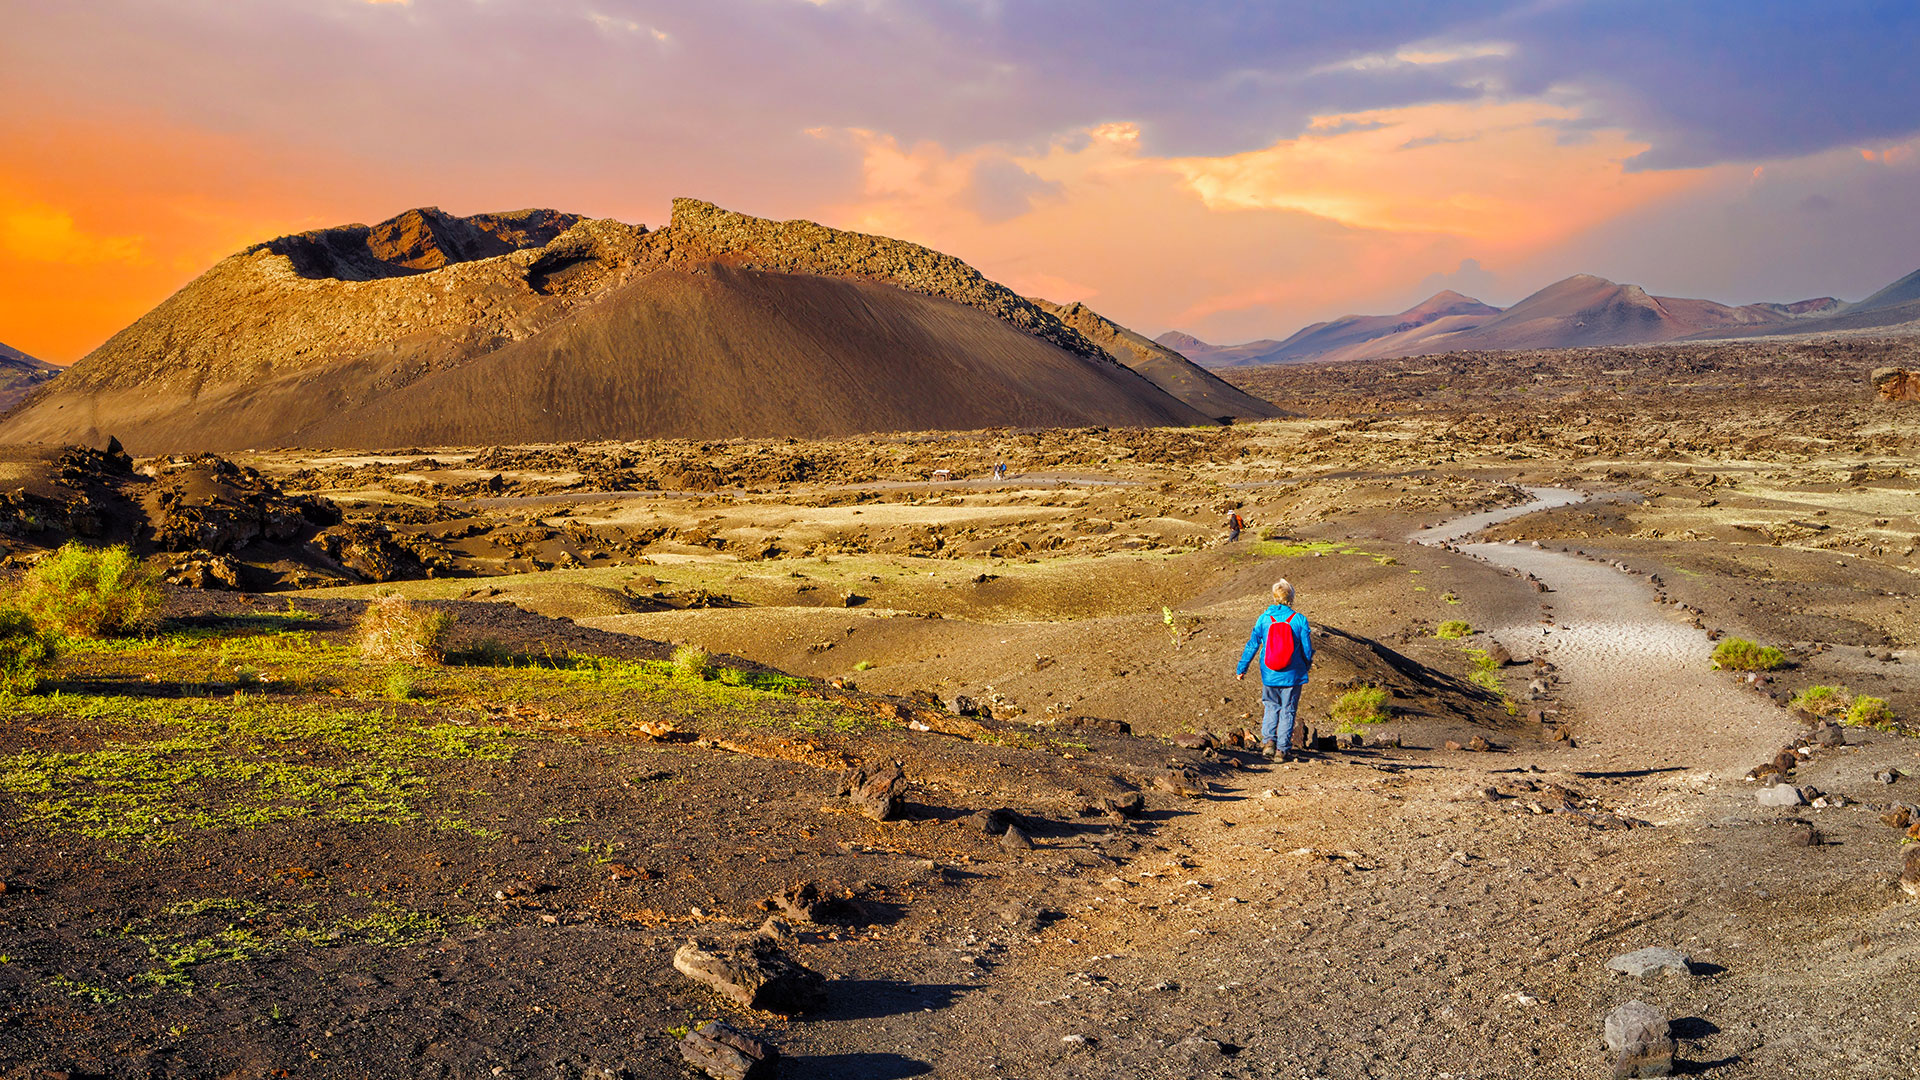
1236, 578, 1314, 760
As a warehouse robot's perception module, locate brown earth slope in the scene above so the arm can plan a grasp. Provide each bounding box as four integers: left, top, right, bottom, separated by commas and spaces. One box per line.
0, 201, 1236, 453
0, 343, 59, 412
1031, 299, 1286, 421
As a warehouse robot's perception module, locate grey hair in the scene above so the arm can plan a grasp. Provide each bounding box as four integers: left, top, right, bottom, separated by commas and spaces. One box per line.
1272, 579, 1294, 604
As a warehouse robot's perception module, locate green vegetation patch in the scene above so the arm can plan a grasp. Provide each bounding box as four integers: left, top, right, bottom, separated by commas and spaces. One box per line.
90, 897, 464, 997
1787, 684, 1903, 732
1791, 684, 1851, 717
1846, 695, 1896, 729
1710, 637, 1788, 672
2, 609, 878, 848
12, 543, 162, 638
0, 698, 517, 846
1460, 647, 1516, 714
0, 608, 59, 694
1434, 620, 1474, 639
1330, 685, 1389, 734
1248, 539, 1351, 558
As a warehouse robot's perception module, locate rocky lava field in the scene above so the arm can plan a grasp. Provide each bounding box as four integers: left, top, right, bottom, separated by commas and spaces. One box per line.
1, 337, 1918, 1079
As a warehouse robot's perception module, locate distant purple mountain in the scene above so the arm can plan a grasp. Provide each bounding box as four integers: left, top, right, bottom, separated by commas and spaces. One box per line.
1152, 267, 1908, 367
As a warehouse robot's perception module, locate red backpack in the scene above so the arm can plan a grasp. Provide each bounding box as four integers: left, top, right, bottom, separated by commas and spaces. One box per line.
1263, 612, 1300, 671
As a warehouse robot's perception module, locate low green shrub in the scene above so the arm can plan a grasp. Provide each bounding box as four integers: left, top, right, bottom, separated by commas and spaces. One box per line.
1710, 637, 1787, 672
12, 543, 162, 638
1330, 685, 1389, 733
671, 644, 710, 681
0, 608, 59, 694
1790, 684, 1851, 717
1845, 695, 1896, 729
1434, 620, 1474, 639
385, 668, 424, 701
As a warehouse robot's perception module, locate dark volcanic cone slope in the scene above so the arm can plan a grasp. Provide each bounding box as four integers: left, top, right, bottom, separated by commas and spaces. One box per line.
1032, 299, 1286, 420
71, 266, 1208, 450
0, 202, 1211, 453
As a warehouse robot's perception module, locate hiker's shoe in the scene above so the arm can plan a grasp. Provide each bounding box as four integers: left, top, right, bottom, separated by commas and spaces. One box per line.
1260, 741, 1277, 759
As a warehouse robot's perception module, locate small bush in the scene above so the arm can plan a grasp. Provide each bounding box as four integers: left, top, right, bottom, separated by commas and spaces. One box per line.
454, 637, 518, 667
1434, 620, 1474, 639
1791, 685, 1851, 717
385, 668, 424, 701
13, 543, 162, 638
0, 608, 59, 694
1845, 695, 1896, 729
356, 593, 452, 664
852, 659, 874, 672
1330, 686, 1389, 733
671, 644, 710, 681
1711, 638, 1788, 672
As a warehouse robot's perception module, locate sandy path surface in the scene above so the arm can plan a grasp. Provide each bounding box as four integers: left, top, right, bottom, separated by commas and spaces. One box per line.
1443, 490, 1800, 786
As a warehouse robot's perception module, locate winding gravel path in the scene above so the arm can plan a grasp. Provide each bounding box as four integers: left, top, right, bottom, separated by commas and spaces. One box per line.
1434, 490, 1798, 795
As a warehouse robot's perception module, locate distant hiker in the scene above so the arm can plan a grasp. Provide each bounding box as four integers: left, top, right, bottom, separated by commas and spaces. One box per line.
1235, 579, 1313, 760
1225, 510, 1245, 542
992, 462, 1008, 481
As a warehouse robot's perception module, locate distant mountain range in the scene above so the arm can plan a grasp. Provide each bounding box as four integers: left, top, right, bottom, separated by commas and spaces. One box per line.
1159, 267, 1920, 367
0, 343, 59, 411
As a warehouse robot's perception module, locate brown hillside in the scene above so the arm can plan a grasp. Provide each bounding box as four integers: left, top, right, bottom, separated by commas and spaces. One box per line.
0, 201, 1220, 453
0, 343, 59, 411
1031, 299, 1286, 420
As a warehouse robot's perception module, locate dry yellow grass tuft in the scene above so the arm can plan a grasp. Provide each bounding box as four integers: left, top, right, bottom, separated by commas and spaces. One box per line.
357, 593, 453, 664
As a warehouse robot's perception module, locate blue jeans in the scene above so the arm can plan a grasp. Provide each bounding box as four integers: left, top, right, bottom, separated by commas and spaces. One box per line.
1261, 684, 1302, 750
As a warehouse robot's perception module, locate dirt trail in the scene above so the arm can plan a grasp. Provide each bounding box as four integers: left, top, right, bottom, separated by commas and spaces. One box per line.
845, 490, 1916, 1080
1445, 490, 1799, 783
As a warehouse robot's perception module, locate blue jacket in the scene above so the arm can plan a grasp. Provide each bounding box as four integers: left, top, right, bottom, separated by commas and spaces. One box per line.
1237, 604, 1313, 686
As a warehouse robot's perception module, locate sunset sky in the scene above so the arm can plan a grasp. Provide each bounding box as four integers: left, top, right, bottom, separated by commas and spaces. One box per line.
3, 0, 1918, 363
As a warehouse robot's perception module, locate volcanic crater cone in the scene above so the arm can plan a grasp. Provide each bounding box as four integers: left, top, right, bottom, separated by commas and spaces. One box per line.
1, 200, 1274, 454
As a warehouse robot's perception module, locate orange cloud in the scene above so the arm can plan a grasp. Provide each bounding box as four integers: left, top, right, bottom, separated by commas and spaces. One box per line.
0, 96, 377, 363
810, 100, 1710, 342
1171, 101, 1704, 245
0, 202, 146, 267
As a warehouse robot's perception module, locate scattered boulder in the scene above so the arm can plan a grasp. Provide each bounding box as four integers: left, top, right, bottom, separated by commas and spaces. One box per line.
838, 763, 907, 821
1000, 824, 1035, 851
672, 936, 825, 1014
1603, 1000, 1674, 1078
1172, 732, 1212, 750
1881, 806, 1914, 830
1139, 767, 1207, 797
1080, 791, 1145, 819
1811, 724, 1846, 748
678, 1021, 780, 1080
1784, 821, 1823, 847
150, 455, 339, 554
968, 808, 1017, 835
1872, 367, 1920, 403
772, 881, 828, 924
1606, 947, 1692, 978
1756, 784, 1805, 808
160, 550, 246, 590
311, 522, 434, 582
